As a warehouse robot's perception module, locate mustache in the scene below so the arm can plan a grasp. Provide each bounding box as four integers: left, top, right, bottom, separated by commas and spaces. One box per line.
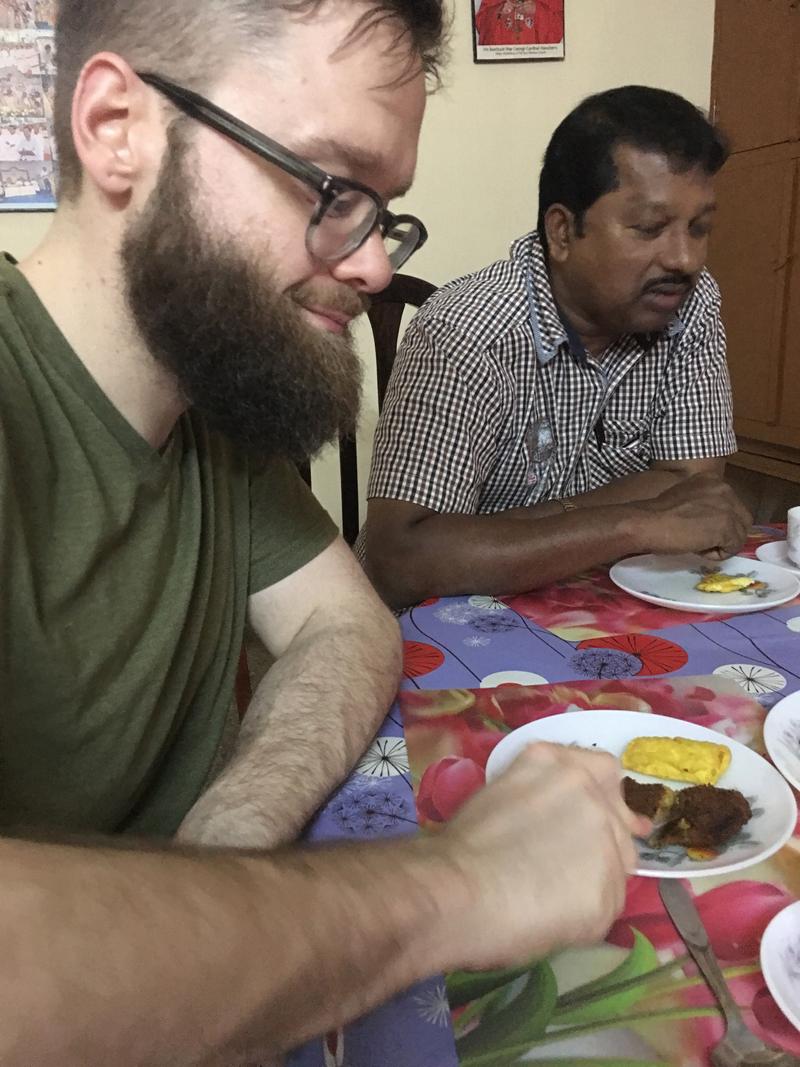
289, 280, 371, 319
642, 273, 694, 295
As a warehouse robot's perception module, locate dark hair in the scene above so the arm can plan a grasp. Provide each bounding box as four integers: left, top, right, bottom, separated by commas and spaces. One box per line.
54, 0, 448, 200
537, 85, 729, 243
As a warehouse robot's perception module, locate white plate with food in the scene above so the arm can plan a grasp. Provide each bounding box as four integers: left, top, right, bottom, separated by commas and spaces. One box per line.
764, 691, 800, 792
485, 710, 797, 878
756, 540, 800, 576
609, 554, 800, 614
761, 901, 800, 1033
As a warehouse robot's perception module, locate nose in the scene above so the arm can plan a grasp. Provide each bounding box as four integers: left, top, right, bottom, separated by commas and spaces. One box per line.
328, 229, 394, 295
659, 226, 706, 277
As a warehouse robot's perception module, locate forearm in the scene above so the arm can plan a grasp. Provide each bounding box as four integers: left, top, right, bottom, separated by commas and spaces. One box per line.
179, 607, 402, 848
368, 503, 651, 608
0, 834, 448, 1066
551, 469, 683, 509
367, 466, 727, 609
503, 470, 682, 523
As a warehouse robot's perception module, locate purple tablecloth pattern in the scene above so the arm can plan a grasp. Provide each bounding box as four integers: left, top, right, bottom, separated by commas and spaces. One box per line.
287, 702, 459, 1067
400, 527, 800, 700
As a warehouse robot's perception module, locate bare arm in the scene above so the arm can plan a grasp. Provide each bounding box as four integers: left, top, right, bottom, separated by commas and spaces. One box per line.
0, 833, 444, 1066
550, 456, 726, 509
505, 457, 727, 520
365, 467, 749, 610
0, 745, 646, 1066
178, 539, 401, 849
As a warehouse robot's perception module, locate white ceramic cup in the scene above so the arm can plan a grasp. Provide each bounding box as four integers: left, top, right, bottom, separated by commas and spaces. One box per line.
788, 505, 800, 567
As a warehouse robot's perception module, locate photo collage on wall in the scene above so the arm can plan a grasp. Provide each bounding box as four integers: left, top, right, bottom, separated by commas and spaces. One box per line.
0, 0, 57, 210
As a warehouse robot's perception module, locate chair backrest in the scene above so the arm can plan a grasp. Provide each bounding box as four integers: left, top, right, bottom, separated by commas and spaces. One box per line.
339, 273, 436, 545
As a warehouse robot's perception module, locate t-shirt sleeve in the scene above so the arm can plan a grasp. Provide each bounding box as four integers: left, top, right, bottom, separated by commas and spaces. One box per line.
366, 313, 503, 514
248, 457, 338, 595
650, 296, 738, 462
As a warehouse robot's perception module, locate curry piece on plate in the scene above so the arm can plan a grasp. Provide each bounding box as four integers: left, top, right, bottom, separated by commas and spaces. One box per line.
652, 785, 752, 850
622, 736, 731, 786
694, 571, 767, 595
622, 777, 675, 821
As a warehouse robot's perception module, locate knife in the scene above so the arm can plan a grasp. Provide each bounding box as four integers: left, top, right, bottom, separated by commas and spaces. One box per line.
659, 877, 710, 951
659, 877, 781, 1060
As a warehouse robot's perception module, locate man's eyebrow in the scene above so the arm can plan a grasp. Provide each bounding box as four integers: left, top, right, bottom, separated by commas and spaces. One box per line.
626, 199, 717, 217
291, 135, 413, 200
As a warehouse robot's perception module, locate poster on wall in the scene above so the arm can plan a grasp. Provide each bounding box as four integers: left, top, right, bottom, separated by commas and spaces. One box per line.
0, 0, 58, 210
472, 0, 565, 64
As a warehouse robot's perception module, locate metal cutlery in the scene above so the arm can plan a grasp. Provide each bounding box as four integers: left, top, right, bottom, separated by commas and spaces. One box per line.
659, 878, 799, 1067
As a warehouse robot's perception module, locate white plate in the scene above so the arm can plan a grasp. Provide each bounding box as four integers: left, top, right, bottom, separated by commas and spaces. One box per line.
764, 691, 800, 792
761, 901, 800, 1033
756, 540, 800, 576
609, 554, 800, 614
485, 710, 797, 878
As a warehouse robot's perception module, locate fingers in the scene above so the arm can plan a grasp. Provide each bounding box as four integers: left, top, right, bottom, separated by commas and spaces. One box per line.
513, 744, 642, 875
699, 547, 728, 560
529, 746, 636, 915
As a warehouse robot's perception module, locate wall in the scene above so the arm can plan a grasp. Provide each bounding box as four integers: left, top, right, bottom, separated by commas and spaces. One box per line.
0, 0, 716, 527
0, 210, 49, 258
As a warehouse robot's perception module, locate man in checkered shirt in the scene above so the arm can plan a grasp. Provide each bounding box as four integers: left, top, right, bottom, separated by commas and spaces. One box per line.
360, 86, 751, 610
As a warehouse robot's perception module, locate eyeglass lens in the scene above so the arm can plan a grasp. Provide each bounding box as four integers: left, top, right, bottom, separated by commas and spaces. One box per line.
306, 187, 420, 270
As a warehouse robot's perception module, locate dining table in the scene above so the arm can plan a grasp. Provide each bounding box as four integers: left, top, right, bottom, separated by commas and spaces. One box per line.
288, 524, 800, 1067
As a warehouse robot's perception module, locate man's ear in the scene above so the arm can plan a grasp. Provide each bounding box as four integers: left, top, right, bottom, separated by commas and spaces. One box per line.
543, 203, 578, 264
70, 53, 163, 201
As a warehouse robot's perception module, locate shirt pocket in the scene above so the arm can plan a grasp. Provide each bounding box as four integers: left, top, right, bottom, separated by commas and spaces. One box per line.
600, 416, 653, 468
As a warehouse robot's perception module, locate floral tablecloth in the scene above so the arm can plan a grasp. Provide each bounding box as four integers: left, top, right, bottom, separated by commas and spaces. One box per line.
401, 677, 800, 1066
288, 526, 800, 1066
400, 527, 800, 696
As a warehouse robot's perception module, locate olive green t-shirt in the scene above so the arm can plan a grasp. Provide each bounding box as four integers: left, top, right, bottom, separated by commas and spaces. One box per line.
0, 255, 337, 837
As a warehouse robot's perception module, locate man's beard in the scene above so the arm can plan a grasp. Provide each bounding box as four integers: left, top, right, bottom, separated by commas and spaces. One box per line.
120, 131, 365, 463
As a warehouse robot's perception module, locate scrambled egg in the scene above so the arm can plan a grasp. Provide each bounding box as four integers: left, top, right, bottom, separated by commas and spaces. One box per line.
695, 571, 767, 594
622, 736, 731, 786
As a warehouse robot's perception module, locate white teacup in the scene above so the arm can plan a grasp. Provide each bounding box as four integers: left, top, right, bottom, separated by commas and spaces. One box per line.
788, 506, 800, 567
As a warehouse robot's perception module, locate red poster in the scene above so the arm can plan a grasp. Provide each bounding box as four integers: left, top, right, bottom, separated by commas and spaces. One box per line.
472, 0, 565, 63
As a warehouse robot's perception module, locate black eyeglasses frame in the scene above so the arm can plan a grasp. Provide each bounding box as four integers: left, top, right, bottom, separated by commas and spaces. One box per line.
136, 71, 428, 270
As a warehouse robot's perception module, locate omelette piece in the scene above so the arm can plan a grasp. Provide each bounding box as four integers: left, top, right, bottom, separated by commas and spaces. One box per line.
695, 571, 767, 595
622, 736, 731, 786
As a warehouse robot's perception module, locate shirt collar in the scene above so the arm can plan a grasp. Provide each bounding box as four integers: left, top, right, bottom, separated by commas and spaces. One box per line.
512, 231, 687, 366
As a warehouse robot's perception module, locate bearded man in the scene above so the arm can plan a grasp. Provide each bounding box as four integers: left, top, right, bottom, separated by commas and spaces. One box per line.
1, 0, 429, 850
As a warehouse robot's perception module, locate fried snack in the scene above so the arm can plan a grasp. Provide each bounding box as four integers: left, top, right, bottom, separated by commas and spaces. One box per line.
695, 572, 767, 594
652, 785, 752, 850
622, 736, 731, 786
622, 777, 675, 822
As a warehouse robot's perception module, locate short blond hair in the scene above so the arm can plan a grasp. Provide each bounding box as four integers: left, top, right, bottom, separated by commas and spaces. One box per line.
54, 0, 447, 199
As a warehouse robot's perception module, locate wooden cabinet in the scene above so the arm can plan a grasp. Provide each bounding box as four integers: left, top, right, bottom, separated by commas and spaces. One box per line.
708, 0, 800, 488
709, 145, 796, 427
710, 0, 800, 152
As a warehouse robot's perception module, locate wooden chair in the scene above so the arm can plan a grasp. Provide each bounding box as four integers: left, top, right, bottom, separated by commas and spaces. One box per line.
234, 273, 436, 714
339, 273, 437, 545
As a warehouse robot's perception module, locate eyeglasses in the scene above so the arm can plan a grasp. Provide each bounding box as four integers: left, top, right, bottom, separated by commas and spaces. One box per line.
137, 72, 428, 273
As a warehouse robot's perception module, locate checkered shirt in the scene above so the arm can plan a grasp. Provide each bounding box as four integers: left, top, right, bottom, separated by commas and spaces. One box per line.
365, 231, 736, 517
